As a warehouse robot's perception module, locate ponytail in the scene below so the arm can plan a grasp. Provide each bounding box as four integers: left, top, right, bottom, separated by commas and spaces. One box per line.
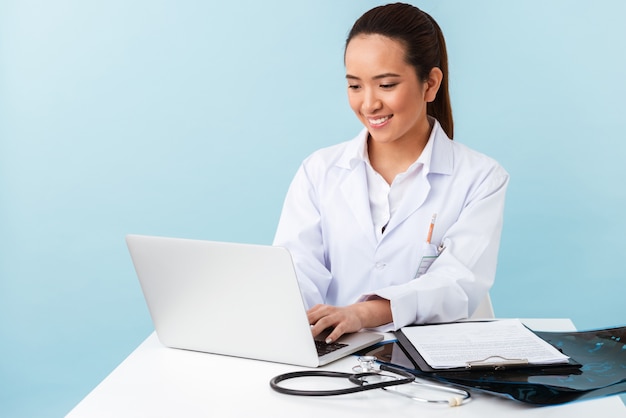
424, 13, 453, 139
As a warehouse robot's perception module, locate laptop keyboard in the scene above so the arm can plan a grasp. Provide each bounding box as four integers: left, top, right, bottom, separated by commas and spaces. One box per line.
315, 339, 348, 356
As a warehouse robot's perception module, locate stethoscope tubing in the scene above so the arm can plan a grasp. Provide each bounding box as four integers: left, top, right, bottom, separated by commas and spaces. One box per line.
270, 365, 416, 396
270, 362, 471, 406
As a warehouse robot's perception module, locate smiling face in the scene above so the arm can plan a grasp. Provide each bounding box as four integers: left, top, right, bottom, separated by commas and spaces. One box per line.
345, 34, 440, 149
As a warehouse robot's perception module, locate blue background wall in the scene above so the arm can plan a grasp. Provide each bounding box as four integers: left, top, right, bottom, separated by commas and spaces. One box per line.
1, 1, 624, 416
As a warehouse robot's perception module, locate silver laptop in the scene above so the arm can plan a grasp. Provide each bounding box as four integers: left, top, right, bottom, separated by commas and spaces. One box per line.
126, 234, 383, 367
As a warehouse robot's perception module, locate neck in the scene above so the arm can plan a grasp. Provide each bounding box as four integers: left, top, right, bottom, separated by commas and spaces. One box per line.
368, 119, 432, 184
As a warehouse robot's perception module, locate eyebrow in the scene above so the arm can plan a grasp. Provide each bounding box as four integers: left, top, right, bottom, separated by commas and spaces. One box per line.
346, 72, 402, 81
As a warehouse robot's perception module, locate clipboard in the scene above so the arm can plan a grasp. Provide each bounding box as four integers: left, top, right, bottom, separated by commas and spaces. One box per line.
357, 325, 626, 405
394, 322, 582, 373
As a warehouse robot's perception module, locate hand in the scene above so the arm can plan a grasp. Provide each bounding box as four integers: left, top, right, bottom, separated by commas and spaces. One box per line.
307, 298, 392, 343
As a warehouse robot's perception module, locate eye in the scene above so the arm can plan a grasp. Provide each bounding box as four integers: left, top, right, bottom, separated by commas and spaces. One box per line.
380, 83, 398, 89
348, 84, 361, 91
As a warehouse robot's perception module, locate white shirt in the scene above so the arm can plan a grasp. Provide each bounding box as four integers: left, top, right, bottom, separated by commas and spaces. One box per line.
364, 137, 430, 241
273, 120, 509, 329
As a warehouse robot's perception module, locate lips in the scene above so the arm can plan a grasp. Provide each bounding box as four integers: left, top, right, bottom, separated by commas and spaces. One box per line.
367, 115, 392, 128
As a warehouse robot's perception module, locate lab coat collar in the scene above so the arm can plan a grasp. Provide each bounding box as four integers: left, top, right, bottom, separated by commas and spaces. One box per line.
427, 120, 454, 176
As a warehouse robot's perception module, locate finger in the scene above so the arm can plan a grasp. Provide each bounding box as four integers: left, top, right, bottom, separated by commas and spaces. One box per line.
306, 304, 323, 323
310, 313, 338, 338
307, 304, 333, 325
324, 323, 346, 344
307, 303, 325, 314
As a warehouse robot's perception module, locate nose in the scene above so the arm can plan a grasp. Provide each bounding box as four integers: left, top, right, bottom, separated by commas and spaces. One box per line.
362, 88, 382, 114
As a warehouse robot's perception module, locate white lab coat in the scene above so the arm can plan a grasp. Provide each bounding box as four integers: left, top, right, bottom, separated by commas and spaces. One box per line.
273, 120, 509, 329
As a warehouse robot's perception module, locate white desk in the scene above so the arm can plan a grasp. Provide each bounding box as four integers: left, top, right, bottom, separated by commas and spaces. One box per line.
67, 319, 625, 417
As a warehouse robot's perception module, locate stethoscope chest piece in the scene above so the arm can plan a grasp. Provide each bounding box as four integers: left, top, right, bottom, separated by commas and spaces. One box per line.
352, 356, 378, 373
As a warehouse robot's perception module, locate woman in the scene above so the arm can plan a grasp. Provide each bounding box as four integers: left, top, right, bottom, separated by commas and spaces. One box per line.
273, 3, 509, 344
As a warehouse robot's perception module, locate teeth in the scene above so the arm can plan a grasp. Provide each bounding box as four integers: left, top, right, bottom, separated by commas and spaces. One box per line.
369, 116, 389, 125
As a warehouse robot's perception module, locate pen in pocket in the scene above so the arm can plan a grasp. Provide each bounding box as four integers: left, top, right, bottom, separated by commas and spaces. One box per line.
426, 213, 437, 244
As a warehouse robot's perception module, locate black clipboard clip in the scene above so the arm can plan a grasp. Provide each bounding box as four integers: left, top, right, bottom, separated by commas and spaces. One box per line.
465, 356, 529, 371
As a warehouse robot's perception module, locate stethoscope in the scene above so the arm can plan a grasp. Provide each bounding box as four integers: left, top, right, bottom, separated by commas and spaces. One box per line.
270, 356, 471, 407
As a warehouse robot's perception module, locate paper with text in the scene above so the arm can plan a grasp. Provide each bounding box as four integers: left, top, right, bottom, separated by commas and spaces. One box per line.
402, 319, 570, 369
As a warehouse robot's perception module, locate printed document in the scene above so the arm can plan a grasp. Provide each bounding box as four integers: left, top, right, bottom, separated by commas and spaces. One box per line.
401, 319, 570, 369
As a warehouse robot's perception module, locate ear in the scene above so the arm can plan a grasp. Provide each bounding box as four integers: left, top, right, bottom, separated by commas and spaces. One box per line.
424, 67, 443, 103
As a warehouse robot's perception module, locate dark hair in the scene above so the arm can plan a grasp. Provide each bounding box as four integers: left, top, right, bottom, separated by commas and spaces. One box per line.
346, 3, 453, 139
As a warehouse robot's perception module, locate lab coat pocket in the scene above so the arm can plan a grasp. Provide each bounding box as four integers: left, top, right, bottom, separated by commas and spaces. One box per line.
414, 242, 439, 279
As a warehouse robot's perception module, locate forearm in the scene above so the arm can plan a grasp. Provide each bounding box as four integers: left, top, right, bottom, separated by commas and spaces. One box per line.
353, 297, 392, 329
